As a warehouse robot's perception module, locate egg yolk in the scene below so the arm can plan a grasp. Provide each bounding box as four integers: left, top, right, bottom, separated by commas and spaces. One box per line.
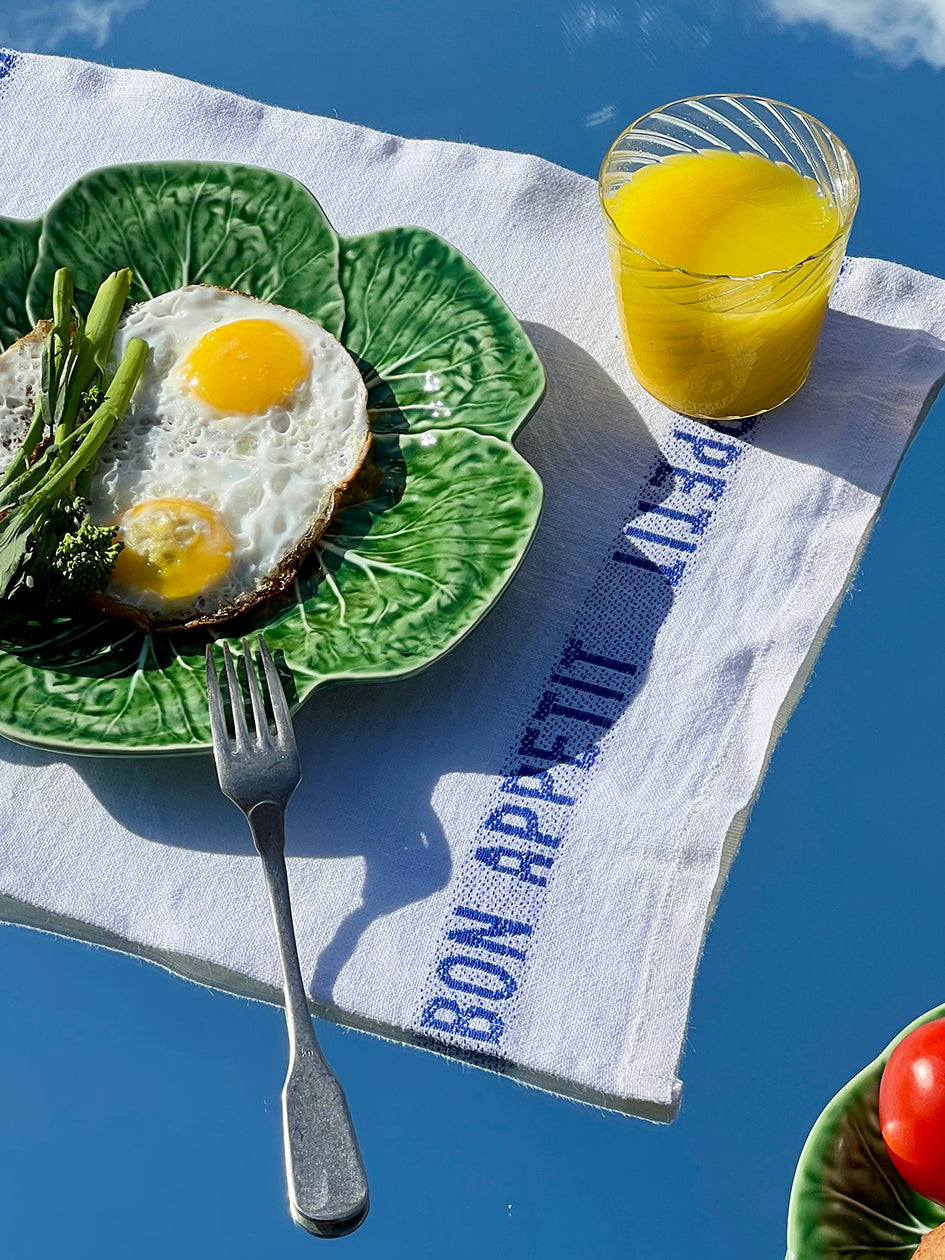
182, 319, 311, 414
111, 499, 235, 602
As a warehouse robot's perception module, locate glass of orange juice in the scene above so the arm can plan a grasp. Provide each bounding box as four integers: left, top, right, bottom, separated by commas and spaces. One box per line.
599, 95, 859, 421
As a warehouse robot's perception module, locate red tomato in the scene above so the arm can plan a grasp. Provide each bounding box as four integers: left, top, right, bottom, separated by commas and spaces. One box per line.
879, 1016, 945, 1206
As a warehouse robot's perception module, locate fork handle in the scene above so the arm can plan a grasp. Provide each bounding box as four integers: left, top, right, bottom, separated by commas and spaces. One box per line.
249, 802, 370, 1237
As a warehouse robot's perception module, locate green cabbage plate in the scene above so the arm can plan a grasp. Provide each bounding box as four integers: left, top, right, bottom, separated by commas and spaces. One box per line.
0, 162, 545, 754
787, 1004, 945, 1259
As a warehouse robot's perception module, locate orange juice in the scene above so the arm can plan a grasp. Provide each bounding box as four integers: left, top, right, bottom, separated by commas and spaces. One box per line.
602, 149, 847, 418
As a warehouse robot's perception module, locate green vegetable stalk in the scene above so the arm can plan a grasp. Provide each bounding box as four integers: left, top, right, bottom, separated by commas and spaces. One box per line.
0, 267, 148, 623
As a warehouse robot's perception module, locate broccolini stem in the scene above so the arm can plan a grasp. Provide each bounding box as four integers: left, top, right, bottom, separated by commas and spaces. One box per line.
2, 397, 44, 491
56, 268, 132, 443
49, 267, 73, 425
25, 336, 147, 517
0, 271, 75, 487
0, 448, 56, 514
85, 267, 133, 375
52, 268, 73, 352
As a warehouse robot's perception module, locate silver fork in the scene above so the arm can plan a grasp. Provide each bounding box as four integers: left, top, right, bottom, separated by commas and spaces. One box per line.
206, 638, 369, 1238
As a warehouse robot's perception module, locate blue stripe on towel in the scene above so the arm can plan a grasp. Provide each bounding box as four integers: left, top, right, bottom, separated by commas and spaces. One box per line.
414, 417, 757, 1058
0, 49, 18, 82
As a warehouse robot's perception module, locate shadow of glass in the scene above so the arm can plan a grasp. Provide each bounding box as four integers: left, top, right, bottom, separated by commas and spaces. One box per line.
744, 309, 945, 492
1, 324, 677, 1009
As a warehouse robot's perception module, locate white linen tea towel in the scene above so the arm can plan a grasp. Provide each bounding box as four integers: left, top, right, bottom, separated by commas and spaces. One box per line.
0, 49, 943, 1118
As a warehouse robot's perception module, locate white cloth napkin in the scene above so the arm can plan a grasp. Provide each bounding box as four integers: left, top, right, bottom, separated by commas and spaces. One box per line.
0, 49, 943, 1119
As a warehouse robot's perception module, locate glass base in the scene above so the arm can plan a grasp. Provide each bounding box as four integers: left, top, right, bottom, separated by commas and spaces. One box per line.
633, 367, 813, 424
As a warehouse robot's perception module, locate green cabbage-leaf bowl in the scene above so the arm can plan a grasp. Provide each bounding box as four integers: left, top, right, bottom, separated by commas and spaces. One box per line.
0, 162, 545, 754
786, 1004, 945, 1259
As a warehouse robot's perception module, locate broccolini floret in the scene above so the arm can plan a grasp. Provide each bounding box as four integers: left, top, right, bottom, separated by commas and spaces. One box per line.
27, 498, 123, 607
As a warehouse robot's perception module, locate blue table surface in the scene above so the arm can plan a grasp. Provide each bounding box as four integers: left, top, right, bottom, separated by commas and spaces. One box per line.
1, 3, 942, 1257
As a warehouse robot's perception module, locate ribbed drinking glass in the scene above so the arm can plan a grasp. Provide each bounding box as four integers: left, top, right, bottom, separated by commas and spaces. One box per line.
599, 95, 859, 421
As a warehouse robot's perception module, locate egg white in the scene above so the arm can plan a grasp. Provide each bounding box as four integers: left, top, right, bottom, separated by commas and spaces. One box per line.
0, 286, 371, 627
0, 324, 47, 472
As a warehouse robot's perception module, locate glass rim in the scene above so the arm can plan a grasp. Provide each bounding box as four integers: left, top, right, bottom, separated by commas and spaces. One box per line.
598, 92, 860, 283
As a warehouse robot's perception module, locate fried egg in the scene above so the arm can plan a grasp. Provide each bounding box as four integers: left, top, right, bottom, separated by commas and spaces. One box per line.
0, 285, 370, 628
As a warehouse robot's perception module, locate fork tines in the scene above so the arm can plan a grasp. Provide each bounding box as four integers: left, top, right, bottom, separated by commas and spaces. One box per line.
205, 638, 295, 752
